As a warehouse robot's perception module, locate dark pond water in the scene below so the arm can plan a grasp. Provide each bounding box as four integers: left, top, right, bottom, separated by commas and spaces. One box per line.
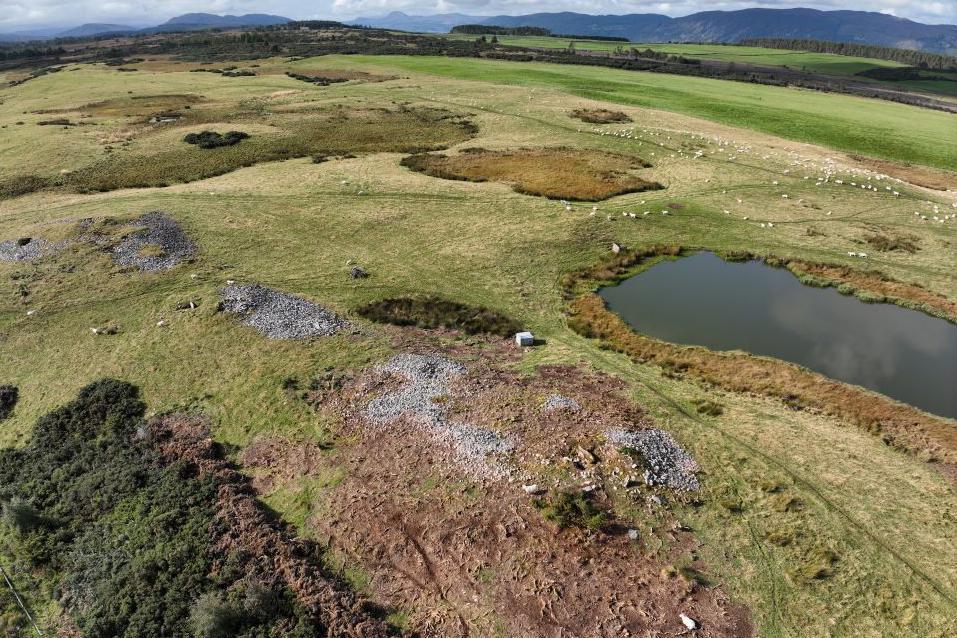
599, 252, 957, 420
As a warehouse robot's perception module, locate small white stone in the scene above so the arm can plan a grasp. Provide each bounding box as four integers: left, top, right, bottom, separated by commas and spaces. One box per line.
680, 613, 698, 630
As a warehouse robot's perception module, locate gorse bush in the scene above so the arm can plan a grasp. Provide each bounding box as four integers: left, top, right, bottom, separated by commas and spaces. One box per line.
184, 130, 251, 149
356, 296, 521, 337
0, 384, 17, 419
0, 175, 50, 200
1, 498, 45, 533
0, 380, 325, 637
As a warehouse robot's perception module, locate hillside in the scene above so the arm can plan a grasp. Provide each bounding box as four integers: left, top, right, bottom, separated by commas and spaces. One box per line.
354, 9, 957, 53
57, 23, 135, 38
159, 13, 291, 28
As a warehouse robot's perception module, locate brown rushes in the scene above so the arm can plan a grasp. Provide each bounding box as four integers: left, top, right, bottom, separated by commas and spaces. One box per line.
401, 147, 662, 201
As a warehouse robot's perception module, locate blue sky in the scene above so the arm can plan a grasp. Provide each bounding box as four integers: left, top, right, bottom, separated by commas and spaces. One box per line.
1, 1, 954, 31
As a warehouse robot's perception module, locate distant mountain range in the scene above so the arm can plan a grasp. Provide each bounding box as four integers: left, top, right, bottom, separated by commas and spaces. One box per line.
354, 9, 957, 54
2, 9, 955, 54
0, 13, 290, 42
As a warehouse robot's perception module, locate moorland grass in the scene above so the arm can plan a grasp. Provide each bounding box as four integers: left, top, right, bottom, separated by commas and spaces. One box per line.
401, 147, 661, 200
60, 107, 476, 193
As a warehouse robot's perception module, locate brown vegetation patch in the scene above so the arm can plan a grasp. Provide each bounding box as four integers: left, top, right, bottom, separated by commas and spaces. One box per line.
240, 436, 329, 493
863, 232, 920, 253
35, 93, 204, 118
285, 69, 396, 85
148, 414, 392, 637
562, 246, 957, 471
785, 260, 956, 321
570, 108, 633, 124
849, 154, 957, 191
401, 147, 662, 201
262, 336, 750, 637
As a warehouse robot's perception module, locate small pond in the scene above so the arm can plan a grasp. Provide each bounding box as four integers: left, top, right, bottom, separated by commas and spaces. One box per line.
599, 252, 957, 420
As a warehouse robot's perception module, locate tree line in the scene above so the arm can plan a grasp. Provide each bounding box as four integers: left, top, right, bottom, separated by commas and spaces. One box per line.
740, 38, 957, 71
452, 24, 550, 36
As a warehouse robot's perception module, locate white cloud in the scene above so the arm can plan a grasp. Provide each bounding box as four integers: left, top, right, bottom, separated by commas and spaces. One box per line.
0, 1, 953, 31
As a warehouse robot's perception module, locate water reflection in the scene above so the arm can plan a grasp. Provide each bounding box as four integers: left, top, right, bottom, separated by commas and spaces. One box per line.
599, 252, 957, 419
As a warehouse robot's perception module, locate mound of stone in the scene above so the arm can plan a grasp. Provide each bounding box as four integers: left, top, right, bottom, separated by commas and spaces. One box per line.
0, 237, 60, 262
606, 427, 700, 492
365, 354, 512, 478
111, 212, 195, 272
219, 283, 349, 339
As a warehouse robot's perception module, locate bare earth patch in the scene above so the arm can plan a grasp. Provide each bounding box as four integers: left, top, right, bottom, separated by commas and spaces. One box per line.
849, 154, 957, 191
244, 333, 750, 637
401, 147, 662, 201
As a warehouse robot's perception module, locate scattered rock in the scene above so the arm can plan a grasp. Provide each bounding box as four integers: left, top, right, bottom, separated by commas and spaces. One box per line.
349, 265, 368, 279
607, 428, 700, 492
627, 528, 639, 540
219, 283, 349, 339
365, 353, 512, 478
542, 394, 580, 413
575, 445, 597, 466
0, 237, 61, 262
111, 211, 195, 272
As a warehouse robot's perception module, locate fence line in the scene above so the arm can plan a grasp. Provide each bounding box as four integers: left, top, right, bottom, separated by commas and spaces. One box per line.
0, 562, 42, 636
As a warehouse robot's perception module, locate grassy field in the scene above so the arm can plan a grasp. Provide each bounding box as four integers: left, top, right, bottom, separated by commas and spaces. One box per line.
1, 56, 955, 636
345, 55, 957, 171
443, 35, 907, 76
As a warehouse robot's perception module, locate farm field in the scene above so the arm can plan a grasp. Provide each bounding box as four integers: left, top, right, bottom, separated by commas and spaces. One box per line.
1, 49, 956, 638
346, 55, 957, 171
444, 34, 907, 76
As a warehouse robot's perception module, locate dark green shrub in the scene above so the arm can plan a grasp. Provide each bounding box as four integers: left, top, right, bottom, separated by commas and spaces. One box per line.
0, 175, 50, 199
1, 497, 45, 533
0, 379, 333, 637
190, 592, 244, 638
0, 384, 17, 419
184, 130, 250, 149
356, 296, 521, 337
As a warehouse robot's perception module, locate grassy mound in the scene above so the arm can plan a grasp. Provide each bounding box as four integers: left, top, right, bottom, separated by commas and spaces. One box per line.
356, 296, 521, 337
401, 147, 661, 201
